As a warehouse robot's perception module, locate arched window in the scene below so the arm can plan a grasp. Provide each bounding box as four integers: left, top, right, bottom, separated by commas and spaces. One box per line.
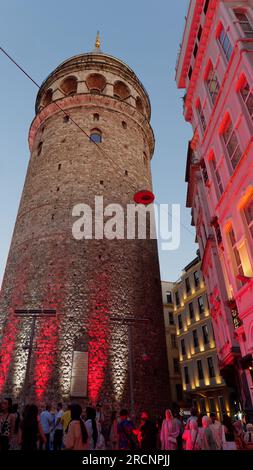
42, 89, 53, 107
60, 76, 78, 96
90, 128, 102, 144
93, 113, 99, 121
113, 81, 130, 100
86, 73, 106, 94
136, 96, 144, 113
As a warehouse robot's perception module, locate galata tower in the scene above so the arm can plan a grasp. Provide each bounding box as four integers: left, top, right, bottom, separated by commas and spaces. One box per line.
0, 35, 170, 416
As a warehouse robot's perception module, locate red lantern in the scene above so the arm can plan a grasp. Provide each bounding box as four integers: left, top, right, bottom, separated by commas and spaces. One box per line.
134, 190, 155, 205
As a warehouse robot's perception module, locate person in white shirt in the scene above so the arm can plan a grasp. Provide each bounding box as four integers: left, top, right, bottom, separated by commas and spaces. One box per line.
40, 404, 53, 450
53, 403, 64, 450
209, 412, 222, 450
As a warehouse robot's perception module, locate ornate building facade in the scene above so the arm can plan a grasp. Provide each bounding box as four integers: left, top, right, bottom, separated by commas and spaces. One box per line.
172, 257, 233, 418
176, 0, 253, 418
0, 39, 170, 415
161, 281, 184, 407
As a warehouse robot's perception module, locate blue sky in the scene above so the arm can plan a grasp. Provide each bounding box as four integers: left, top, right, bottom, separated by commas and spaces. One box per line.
0, 0, 197, 285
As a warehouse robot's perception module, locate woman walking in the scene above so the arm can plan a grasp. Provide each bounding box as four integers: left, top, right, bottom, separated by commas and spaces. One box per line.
64, 404, 88, 450
182, 419, 200, 450
85, 407, 98, 450
160, 409, 180, 450
21, 404, 46, 451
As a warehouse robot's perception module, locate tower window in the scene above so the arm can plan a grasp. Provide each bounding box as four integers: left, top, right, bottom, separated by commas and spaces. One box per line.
86, 73, 106, 94
60, 76, 78, 96
90, 128, 102, 144
58, 163, 61, 170
93, 113, 99, 122
42, 89, 53, 107
136, 96, 144, 113
113, 81, 130, 100
37, 141, 43, 156
122, 121, 127, 129
125, 170, 128, 176
63, 115, 70, 123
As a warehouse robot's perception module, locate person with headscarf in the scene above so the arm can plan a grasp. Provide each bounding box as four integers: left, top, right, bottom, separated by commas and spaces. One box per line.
199, 415, 217, 450
160, 409, 181, 450
182, 418, 200, 450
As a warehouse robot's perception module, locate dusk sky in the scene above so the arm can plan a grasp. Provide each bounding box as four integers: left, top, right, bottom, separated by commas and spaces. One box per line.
0, 0, 197, 285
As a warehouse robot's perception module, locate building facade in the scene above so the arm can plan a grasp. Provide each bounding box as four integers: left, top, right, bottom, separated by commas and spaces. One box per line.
161, 282, 184, 406
176, 0, 253, 418
173, 257, 233, 418
0, 41, 170, 415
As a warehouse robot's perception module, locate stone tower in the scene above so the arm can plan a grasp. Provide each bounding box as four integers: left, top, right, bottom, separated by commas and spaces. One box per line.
0, 39, 170, 416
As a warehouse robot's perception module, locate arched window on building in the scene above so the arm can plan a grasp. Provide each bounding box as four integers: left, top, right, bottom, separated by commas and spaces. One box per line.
90, 128, 102, 144
113, 81, 130, 100
42, 89, 53, 107
86, 73, 106, 94
60, 76, 78, 96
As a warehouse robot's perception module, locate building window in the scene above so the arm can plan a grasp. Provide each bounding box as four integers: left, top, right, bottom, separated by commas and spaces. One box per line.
240, 78, 253, 119
171, 334, 177, 349
176, 384, 183, 402
234, 9, 253, 38
90, 129, 102, 144
197, 359, 204, 380
203, 0, 210, 15
200, 398, 206, 413
93, 113, 99, 121
175, 291, 180, 307
207, 356, 215, 378
178, 314, 183, 330
86, 73, 106, 94
60, 76, 78, 96
244, 198, 253, 239
211, 155, 223, 196
113, 81, 130, 100
209, 398, 216, 413
193, 329, 199, 348
198, 296, 205, 315
136, 97, 144, 113
42, 89, 53, 107
166, 291, 172, 304
202, 324, 209, 344
197, 25, 203, 41
188, 66, 193, 81
181, 339, 186, 356
189, 302, 194, 320
228, 227, 244, 277
184, 366, 189, 384
173, 358, 180, 374
37, 141, 43, 156
185, 277, 191, 294
193, 271, 200, 288
201, 160, 209, 185
206, 64, 220, 104
169, 312, 174, 325
218, 396, 226, 415
197, 100, 207, 134
222, 117, 242, 170
218, 24, 233, 62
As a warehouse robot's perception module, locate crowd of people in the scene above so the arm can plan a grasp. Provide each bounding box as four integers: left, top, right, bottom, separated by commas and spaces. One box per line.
0, 397, 253, 451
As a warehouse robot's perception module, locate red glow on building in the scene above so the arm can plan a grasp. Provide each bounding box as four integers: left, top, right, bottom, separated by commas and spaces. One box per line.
0, 312, 20, 393
87, 273, 110, 403
33, 269, 65, 401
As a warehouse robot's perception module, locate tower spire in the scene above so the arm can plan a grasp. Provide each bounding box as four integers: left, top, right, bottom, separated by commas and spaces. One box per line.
95, 31, 100, 50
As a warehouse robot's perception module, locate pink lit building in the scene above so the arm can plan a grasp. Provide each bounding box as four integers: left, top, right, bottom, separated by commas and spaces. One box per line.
176, 0, 253, 418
